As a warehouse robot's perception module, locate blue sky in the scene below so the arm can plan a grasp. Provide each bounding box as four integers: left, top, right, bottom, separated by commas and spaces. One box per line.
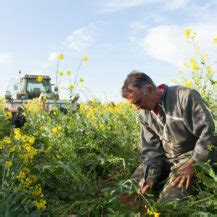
0, 0, 217, 102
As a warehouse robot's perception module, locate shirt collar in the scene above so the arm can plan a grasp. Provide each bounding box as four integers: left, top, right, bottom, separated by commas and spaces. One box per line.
153, 84, 167, 115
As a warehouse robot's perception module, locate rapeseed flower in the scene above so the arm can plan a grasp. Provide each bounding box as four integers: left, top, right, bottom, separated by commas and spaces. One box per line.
213, 37, 217, 44
33, 199, 46, 209
28, 136, 35, 145
69, 83, 74, 90
37, 76, 43, 82
5, 161, 13, 168
9, 146, 15, 153
185, 80, 192, 87
190, 58, 200, 71
58, 71, 64, 76
4, 111, 12, 119
3, 137, 11, 145
82, 55, 89, 61
66, 70, 72, 75
154, 212, 160, 217
51, 127, 58, 135
32, 185, 43, 197
79, 77, 84, 83
184, 28, 192, 40
57, 53, 64, 60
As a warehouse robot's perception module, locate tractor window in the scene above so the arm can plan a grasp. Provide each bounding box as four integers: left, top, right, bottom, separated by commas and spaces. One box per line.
27, 80, 51, 94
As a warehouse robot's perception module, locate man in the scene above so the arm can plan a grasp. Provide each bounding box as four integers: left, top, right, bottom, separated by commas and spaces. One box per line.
121, 71, 216, 201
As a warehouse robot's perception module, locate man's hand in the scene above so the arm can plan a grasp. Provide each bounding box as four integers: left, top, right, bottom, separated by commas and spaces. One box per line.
138, 178, 155, 194
170, 159, 195, 190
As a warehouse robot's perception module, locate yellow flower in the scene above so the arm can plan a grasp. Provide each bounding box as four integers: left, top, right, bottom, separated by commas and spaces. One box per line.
57, 53, 64, 60
185, 80, 192, 87
154, 212, 160, 217
184, 28, 192, 40
66, 70, 72, 75
9, 146, 15, 153
5, 161, 13, 168
213, 37, 217, 44
16, 171, 26, 181
82, 55, 89, 61
51, 127, 58, 135
40, 126, 45, 131
32, 185, 43, 197
33, 199, 46, 209
4, 111, 12, 120
207, 144, 213, 151
37, 76, 43, 82
28, 136, 35, 145
69, 83, 74, 90
79, 77, 84, 83
58, 71, 64, 76
206, 66, 215, 77
3, 137, 11, 145
201, 54, 208, 63
190, 58, 200, 71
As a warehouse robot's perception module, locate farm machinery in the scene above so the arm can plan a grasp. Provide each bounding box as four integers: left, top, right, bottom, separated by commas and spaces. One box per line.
4, 73, 78, 127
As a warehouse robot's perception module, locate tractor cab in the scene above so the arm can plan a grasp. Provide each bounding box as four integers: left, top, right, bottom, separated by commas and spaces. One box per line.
5, 74, 58, 100
18, 75, 53, 99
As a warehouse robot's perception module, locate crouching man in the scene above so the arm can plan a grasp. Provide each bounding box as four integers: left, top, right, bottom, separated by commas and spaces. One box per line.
121, 71, 216, 201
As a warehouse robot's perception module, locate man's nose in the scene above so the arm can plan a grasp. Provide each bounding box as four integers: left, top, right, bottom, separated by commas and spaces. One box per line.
135, 105, 140, 109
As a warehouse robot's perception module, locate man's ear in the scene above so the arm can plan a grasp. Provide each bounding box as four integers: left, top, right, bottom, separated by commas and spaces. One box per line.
146, 84, 153, 94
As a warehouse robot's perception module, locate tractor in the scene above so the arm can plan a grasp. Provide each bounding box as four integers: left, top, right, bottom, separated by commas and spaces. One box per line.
4, 73, 78, 127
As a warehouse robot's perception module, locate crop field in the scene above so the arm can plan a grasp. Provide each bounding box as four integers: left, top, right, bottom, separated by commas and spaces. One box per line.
0, 29, 217, 216
0, 97, 217, 217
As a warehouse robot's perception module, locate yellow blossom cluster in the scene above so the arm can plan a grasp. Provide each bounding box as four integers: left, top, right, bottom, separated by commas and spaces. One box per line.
184, 57, 200, 71
51, 125, 62, 136
213, 37, 217, 44
58, 71, 64, 77
82, 55, 89, 61
16, 167, 46, 209
33, 199, 47, 209
145, 206, 160, 217
4, 111, 12, 120
57, 53, 64, 60
185, 80, 192, 88
23, 98, 44, 113
37, 76, 43, 82
4, 160, 13, 168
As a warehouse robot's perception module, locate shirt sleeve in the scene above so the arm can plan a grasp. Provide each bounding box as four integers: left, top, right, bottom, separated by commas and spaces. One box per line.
139, 115, 165, 181
182, 89, 216, 162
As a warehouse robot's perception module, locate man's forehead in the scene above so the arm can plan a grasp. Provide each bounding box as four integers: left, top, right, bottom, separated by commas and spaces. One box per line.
127, 91, 141, 100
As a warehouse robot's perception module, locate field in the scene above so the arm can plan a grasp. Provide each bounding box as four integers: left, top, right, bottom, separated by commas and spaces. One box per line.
0, 98, 217, 217
0, 29, 217, 216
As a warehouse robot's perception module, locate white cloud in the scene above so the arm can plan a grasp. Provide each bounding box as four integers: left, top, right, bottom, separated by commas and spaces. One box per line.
164, 0, 191, 11
48, 52, 59, 62
135, 23, 217, 68
102, 0, 190, 12
65, 26, 95, 51
43, 52, 59, 68
103, 0, 159, 12
0, 53, 14, 64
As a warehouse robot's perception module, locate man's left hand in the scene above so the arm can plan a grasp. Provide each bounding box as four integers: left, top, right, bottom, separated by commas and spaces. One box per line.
170, 159, 195, 190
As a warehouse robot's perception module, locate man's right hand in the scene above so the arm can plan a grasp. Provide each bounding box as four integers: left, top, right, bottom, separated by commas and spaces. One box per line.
138, 178, 155, 194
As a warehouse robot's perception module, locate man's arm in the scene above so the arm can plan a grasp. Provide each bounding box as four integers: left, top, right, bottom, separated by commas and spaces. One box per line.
171, 89, 215, 189
182, 89, 215, 162
138, 116, 165, 193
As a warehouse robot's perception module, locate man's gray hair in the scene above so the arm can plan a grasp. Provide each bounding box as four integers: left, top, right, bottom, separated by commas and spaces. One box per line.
121, 70, 156, 98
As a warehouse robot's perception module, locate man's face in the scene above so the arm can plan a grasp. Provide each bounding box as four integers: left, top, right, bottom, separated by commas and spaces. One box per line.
126, 86, 157, 111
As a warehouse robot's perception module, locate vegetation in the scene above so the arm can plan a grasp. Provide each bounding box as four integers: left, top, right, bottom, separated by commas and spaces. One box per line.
0, 30, 216, 216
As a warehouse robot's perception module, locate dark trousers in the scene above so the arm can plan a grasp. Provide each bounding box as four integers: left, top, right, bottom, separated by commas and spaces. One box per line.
132, 159, 193, 202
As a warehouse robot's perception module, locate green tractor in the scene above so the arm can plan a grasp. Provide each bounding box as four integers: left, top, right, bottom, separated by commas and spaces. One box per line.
4, 74, 78, 127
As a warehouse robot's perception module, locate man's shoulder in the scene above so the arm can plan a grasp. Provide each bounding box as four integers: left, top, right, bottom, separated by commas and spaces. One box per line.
168, 85, 194, 99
